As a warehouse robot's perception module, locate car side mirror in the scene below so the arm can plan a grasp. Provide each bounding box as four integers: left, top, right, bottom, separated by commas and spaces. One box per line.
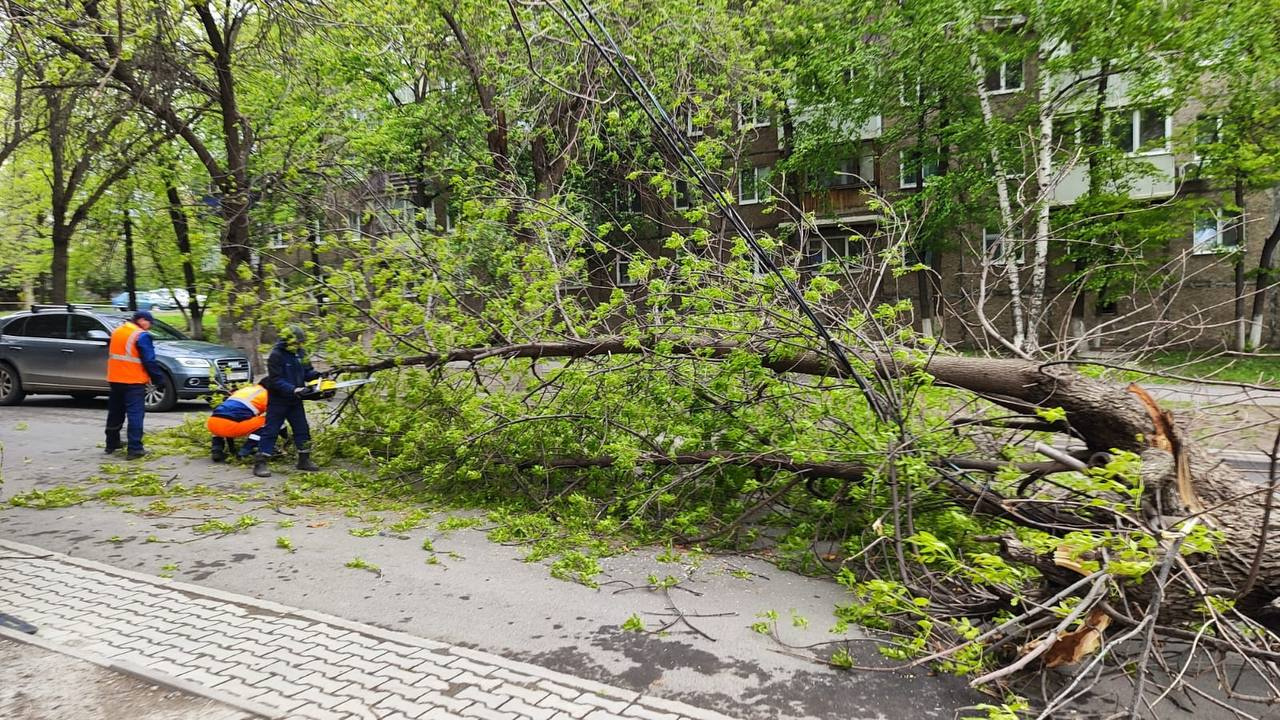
86, 329, 110, 342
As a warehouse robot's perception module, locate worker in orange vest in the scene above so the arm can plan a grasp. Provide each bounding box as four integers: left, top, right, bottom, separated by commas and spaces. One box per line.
206, 383, 269, 462
105, 310, 164, 459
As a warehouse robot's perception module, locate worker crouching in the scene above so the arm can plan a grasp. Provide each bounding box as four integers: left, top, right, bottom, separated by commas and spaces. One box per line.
207, 383, 268, 462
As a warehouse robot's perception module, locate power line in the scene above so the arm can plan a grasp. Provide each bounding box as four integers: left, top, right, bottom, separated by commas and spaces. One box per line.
555, 0, 895, 423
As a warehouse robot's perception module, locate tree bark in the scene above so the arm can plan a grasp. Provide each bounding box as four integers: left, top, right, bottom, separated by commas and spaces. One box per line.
163, 182, 204, 339
1249, 215, 1279, 349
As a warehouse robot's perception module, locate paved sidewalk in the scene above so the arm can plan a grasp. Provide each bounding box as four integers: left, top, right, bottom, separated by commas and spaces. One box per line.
0, 539, 736, 720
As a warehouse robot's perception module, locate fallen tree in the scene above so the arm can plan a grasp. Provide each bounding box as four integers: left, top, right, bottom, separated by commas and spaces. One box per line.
324, 329, 1280, 716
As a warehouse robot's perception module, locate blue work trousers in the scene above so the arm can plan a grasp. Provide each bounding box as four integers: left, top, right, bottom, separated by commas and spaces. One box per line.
105, 382, 147, 453
256, 400, 310, 456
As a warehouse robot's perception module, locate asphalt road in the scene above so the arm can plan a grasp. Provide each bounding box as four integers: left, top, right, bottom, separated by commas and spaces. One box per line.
2, 396, 1275, 720
0, 397, 981, 720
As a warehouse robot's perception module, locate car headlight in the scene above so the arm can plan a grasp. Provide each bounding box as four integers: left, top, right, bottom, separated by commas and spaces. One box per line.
175, 357, 212, 369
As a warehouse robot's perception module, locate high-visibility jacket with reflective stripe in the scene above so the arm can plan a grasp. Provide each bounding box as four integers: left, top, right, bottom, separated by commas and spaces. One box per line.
224, 384, 268, 416
106, 322, 150, 384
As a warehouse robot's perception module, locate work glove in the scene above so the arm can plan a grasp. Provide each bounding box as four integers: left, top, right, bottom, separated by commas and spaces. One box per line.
293, 386, 309, 397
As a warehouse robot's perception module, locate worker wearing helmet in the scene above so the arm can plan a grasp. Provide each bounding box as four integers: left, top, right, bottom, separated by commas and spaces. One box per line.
252, 324, 322, 478
206, 383, 269, 462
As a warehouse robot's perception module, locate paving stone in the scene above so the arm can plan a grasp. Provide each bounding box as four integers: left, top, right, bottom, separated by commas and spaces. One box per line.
258, 673, 309, 698
451, 671, 504, 692
342, 653, 389, 674
336, 666, 386, 688
298, 658, 350, 677
420, 709, 468, 720
300, 671, 352, 696
461, 704, 520, 720
377, 678, 432, 701
413, 658, 464, 682
333, 697, 384, 720
224, 664, 271, 685
625, 706, 682, 720
496, 683, 550, 706
379, 662, 431, 685
0, 549, 743, 720
418, 691, 476, 713
458, 685, 507, 709
490, 667, 541, 686
498, 698, 557, 720
451, 658, 498, 677
576, 693, 632, 715
377, 692, 433, 716
176, 666, 231, 688
260, 659, 313, 683
535, 694, 594, 719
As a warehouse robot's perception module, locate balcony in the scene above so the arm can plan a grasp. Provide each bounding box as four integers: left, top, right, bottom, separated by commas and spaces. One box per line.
1048, 152, 1176, 206
801, 185, 878, 218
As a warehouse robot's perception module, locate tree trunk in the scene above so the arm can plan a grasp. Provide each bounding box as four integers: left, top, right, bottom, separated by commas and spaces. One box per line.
123, 211, 137, 311
219, 192, 260, 370
1249, 215, 1279, 349
48, 220, 71, 305
1234, 179, 1248, 351
163, 182, 204, 340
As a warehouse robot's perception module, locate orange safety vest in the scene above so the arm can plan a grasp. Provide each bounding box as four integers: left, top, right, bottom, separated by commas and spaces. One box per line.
106, 321, 151, 384
224, 384, 268, 416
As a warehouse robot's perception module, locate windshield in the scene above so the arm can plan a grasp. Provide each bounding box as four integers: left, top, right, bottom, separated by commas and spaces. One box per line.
101, 315, 189, 341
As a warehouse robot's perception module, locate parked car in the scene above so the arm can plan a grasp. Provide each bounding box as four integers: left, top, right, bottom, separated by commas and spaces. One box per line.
0, 306, 251, 411
111, 288, 207, 312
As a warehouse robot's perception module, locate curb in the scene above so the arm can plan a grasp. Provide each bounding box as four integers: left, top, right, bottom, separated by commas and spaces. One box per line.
0, 623, 279, 719
0, 537, 741, 720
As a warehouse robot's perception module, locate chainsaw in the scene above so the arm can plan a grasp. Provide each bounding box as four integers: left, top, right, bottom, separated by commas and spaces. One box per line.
300, 377, 375, 400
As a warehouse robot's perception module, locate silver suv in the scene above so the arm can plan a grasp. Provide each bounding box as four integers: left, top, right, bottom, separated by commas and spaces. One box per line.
0, 306, 251, 411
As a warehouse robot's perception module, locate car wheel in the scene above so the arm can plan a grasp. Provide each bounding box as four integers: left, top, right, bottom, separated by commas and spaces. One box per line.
0, 362, 25, 406
144, 372, 178, 412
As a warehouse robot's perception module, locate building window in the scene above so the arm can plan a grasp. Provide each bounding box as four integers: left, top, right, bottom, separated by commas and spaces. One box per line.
802, 235, 854, 270
739, 98, 770, 129
1053, 115, 1083, 160
1194, 114, 1221, 160
673, 179, 694, 210
267, 229, 288, 249
613, 253, 638, 286
822, 149, 876, 188
614, 184, 643, 214
982, 227, 1024, 265
1109, 108, 1169, 154
348, 211, 363, 240
899, 149, 940, 189
679, 106, 703, 138
1193, 212, 1238, 255
442, 202, 456, 233
984, 57, 1024, 93
738, 165, 772, 205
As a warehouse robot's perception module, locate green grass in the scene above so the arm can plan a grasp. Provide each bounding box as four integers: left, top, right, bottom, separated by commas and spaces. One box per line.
153, 311, 218, 339
1140, 351, 1279, 386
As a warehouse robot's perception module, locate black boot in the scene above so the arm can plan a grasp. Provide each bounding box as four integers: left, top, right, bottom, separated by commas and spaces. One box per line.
253, 453, 272, 478
211, 449, 227, 463
105, 429, 122, 454
296, 452, 320, 472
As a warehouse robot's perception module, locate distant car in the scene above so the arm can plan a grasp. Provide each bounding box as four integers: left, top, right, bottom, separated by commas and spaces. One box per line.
111, 288, 207, 312
0, 306, 251, 411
